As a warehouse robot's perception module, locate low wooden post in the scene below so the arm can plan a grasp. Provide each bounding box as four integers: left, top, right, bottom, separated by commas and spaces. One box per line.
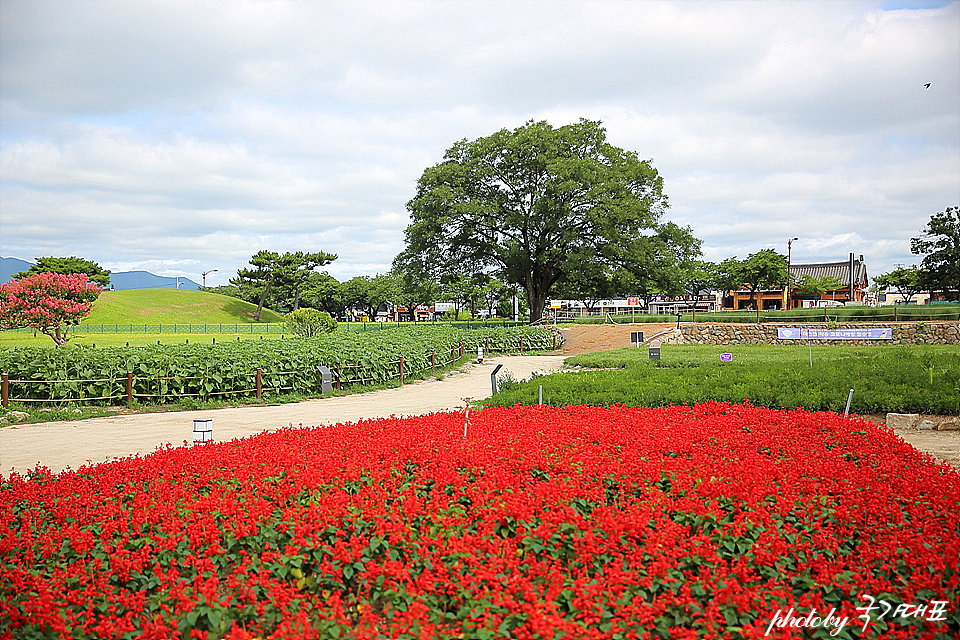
451, 345, 455, 365
256, 368, 262, 399
552, 333, 557, 350
485, 336, 489, 354
126, 372, 133, 403
335, 364, 342, 391
431, 350, 435, 370
1, 373, 8, 408
520, 337, 524, 353
399, 357, 405, 384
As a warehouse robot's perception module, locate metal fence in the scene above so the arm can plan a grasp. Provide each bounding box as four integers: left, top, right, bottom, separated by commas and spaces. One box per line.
3, 318, 528, 336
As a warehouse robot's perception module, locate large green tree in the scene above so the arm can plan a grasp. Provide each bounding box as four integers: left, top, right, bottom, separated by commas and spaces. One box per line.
232, 250, 336, 321
15, 256, 111, 287
911, 206, 960, 300
398, 119, 671, 323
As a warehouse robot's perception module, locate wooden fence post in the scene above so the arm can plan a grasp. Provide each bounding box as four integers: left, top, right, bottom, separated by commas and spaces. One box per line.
1, 373, 7, 408
520, 337, 524, 353
553, 333, 556, 350
256, 368, 262, 399
335, 364, 341, 391
431, 350, 435, 370
399, 356, 404, 385
451, 345, 455, 365
485, 336, 489, 354
126, 372, 133, 404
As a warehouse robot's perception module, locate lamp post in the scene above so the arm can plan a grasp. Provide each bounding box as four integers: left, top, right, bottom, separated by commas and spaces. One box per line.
787, 238, 798, 310
202, 269, 218, 289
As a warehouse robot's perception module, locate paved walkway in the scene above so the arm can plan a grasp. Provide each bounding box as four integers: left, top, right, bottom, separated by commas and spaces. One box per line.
0, 356, 565, 476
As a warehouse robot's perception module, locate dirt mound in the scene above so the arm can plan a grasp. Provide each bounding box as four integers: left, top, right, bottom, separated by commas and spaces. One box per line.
556, 323, 677, 355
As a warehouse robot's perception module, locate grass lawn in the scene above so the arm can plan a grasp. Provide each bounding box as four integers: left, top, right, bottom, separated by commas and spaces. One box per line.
489, 342, 960, 415
82, 289, 285, 325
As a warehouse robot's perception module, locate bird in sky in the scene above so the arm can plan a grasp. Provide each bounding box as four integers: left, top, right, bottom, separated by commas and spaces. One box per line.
924, 83, 932, 89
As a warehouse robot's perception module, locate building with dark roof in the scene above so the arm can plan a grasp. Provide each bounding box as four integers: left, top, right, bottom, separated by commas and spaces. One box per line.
728, 254, 869, 310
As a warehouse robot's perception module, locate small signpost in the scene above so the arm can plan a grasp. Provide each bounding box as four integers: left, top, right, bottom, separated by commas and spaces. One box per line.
648, 341, 661, 360
720, 353, 733, 362
627, 297, 640, 322
491, 363, 504, 395
317, 366, 333, 395
631, 331, 644, 347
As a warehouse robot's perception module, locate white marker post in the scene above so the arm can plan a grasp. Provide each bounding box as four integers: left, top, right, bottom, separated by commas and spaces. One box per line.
193, 419, 213, 445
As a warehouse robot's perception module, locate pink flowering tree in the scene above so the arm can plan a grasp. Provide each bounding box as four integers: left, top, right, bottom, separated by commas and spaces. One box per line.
0, 272, 102, 346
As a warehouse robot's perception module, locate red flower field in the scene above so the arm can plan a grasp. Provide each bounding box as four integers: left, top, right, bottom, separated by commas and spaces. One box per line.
2, 402, 958, 639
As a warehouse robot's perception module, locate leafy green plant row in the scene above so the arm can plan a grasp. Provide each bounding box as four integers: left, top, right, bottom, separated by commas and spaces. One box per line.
489, 343, 960, 415
0, 325, 555, 405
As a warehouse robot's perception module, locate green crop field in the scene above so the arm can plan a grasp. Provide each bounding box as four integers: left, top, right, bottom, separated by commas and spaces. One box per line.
489, 342, 960, 415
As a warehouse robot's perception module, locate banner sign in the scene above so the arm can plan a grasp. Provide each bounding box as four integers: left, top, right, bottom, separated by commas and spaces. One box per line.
627, 297, 640, 307
777, 327, 893, 340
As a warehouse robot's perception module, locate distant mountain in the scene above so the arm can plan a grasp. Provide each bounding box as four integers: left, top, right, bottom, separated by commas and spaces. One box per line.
109, 271, 200, 291
0, 257, 32, 283
1, 257, 200, 291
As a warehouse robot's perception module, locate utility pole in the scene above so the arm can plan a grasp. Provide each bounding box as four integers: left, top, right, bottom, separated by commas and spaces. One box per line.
787, 237, 799, 310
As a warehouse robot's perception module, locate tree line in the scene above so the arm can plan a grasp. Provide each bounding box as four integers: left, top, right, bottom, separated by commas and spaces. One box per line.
4, 121, 958, 340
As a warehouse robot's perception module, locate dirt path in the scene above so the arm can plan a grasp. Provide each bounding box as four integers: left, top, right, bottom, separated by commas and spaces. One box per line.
0, 356, 566, 476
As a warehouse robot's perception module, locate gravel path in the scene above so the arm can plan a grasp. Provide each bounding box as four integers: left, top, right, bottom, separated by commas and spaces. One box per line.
0, 356, 565, 476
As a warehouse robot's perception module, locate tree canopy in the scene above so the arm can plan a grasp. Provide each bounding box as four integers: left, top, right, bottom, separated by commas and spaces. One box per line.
794, 274, 844, 299
0, 272, 102, 345
911, 206, 959, 300
721, 250, 788, 309
874, 265, 922, 303
14, 256, 111, 287
232, 250, 337, 320
397, 119, 672, 322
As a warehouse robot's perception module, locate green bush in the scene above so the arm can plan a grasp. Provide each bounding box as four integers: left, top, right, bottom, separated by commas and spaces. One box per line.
284, 308, 337, 337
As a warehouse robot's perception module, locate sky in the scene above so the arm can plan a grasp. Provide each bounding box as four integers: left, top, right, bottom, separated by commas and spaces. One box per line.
1, 0, 958, 288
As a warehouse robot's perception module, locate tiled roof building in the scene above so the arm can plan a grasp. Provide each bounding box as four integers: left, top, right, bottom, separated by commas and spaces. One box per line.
728, 254, 869, 310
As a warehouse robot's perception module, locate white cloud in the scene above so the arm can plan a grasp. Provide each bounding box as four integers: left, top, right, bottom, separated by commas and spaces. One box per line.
1, 0, 958, 288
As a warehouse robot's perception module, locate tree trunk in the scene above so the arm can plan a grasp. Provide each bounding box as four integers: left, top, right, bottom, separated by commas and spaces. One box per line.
255, 280, 272, 322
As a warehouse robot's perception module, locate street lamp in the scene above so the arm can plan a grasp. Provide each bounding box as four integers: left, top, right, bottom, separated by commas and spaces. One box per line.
787, 238, 798, 310
202, 269, 218, 289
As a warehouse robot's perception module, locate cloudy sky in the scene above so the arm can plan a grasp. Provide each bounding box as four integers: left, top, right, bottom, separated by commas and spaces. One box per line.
1, 0, 958, 287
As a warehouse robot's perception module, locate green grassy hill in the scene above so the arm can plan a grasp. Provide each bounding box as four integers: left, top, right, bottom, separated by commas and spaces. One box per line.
82, 289, 285, 325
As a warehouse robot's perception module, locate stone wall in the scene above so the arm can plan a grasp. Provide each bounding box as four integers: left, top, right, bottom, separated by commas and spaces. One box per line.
679, 322, 959, 346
